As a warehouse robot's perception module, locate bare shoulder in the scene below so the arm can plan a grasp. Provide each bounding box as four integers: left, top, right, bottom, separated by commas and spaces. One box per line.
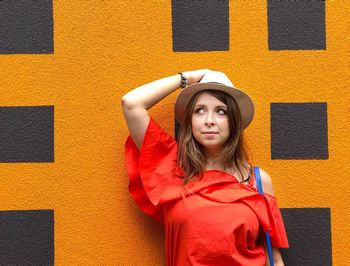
257, 168, 275, 196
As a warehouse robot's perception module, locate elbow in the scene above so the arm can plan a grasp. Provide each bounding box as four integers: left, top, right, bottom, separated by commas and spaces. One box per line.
121, 95, 147, 111
121, 95, 129, 106
121, 95, 127, 106
121, 95, 134, 110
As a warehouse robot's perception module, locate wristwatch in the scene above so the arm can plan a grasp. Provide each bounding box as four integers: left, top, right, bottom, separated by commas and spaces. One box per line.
178, 72, 188, 88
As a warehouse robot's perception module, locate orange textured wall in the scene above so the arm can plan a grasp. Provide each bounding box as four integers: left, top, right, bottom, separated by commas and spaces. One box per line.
0, 1, 348, 265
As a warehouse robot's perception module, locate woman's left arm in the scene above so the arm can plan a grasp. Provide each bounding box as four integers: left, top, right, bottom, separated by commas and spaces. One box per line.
263, 245, 285, 266
259, 168, 285, 266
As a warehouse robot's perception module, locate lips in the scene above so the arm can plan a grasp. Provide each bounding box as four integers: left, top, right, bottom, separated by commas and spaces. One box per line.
202, 132, 218, 138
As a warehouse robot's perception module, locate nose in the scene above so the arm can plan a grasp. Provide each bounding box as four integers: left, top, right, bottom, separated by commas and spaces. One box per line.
205, 120, 214, 126
204, 113, 215, 126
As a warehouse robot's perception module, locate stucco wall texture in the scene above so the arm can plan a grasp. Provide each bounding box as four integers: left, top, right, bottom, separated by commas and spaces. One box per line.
0, 1, 349, 265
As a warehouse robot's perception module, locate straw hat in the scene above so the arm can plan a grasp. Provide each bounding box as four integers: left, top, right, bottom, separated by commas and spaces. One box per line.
174, 70, 254, 130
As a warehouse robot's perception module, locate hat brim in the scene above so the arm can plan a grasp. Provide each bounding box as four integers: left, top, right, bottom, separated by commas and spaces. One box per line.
174, 82, 254, 129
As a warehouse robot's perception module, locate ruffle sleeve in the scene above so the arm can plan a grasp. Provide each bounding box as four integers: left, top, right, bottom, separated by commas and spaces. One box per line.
125, 117, 181, 224
263, 194, 289, 248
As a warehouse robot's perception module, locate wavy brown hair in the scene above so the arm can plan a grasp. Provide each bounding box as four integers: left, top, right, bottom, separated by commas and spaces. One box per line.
176, 89, 252, 185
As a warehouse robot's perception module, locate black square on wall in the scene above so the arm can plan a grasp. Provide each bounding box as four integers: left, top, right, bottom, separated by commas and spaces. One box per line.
280, 208, 332, 265
270, 103, 328, 160
0, 0, 53, 54
0, 106, 54, 163
267, 0, 326, 50
172, 0, 229, 52
0, 210, 54, 265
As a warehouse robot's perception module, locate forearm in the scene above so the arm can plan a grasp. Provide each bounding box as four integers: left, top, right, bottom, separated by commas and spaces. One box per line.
121, 73, 182, 110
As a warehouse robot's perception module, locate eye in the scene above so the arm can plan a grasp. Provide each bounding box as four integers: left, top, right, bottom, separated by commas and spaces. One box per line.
217, 109, 227, 115
194, 107, 205, 114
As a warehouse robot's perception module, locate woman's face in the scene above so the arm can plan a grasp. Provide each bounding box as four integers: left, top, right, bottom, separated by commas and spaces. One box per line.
191, 92, 230, 154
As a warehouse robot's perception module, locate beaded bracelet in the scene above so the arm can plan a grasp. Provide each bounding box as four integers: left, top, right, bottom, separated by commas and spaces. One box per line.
178, 72, 188, 88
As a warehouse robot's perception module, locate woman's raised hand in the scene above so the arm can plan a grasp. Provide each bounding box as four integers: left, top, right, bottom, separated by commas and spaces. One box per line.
183, 69, 211, 86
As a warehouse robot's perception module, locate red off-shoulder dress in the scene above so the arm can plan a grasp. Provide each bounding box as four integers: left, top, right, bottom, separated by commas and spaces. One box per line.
125, 117, 289, 266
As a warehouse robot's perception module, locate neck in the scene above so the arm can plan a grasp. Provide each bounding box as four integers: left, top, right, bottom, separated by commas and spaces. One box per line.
204, 149, 223, 170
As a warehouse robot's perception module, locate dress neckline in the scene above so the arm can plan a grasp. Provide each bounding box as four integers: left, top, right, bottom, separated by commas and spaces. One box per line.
203, 169, 241, 183
203, 169, 253, 186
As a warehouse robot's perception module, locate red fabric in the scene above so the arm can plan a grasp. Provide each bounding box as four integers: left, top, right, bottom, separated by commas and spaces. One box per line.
125, 117, 289, 266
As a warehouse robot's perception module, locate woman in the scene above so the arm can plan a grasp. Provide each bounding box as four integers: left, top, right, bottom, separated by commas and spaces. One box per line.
122, 69, 289, 266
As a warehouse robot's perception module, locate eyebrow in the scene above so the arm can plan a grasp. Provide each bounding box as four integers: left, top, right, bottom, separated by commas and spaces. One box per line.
194, 104, 227, 109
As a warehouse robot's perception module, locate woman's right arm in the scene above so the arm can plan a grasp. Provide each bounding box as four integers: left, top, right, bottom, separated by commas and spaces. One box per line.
121, 69, 209, 150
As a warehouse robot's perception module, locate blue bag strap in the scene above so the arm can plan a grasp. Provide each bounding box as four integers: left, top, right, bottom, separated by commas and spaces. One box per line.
254, 166, 274, 266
